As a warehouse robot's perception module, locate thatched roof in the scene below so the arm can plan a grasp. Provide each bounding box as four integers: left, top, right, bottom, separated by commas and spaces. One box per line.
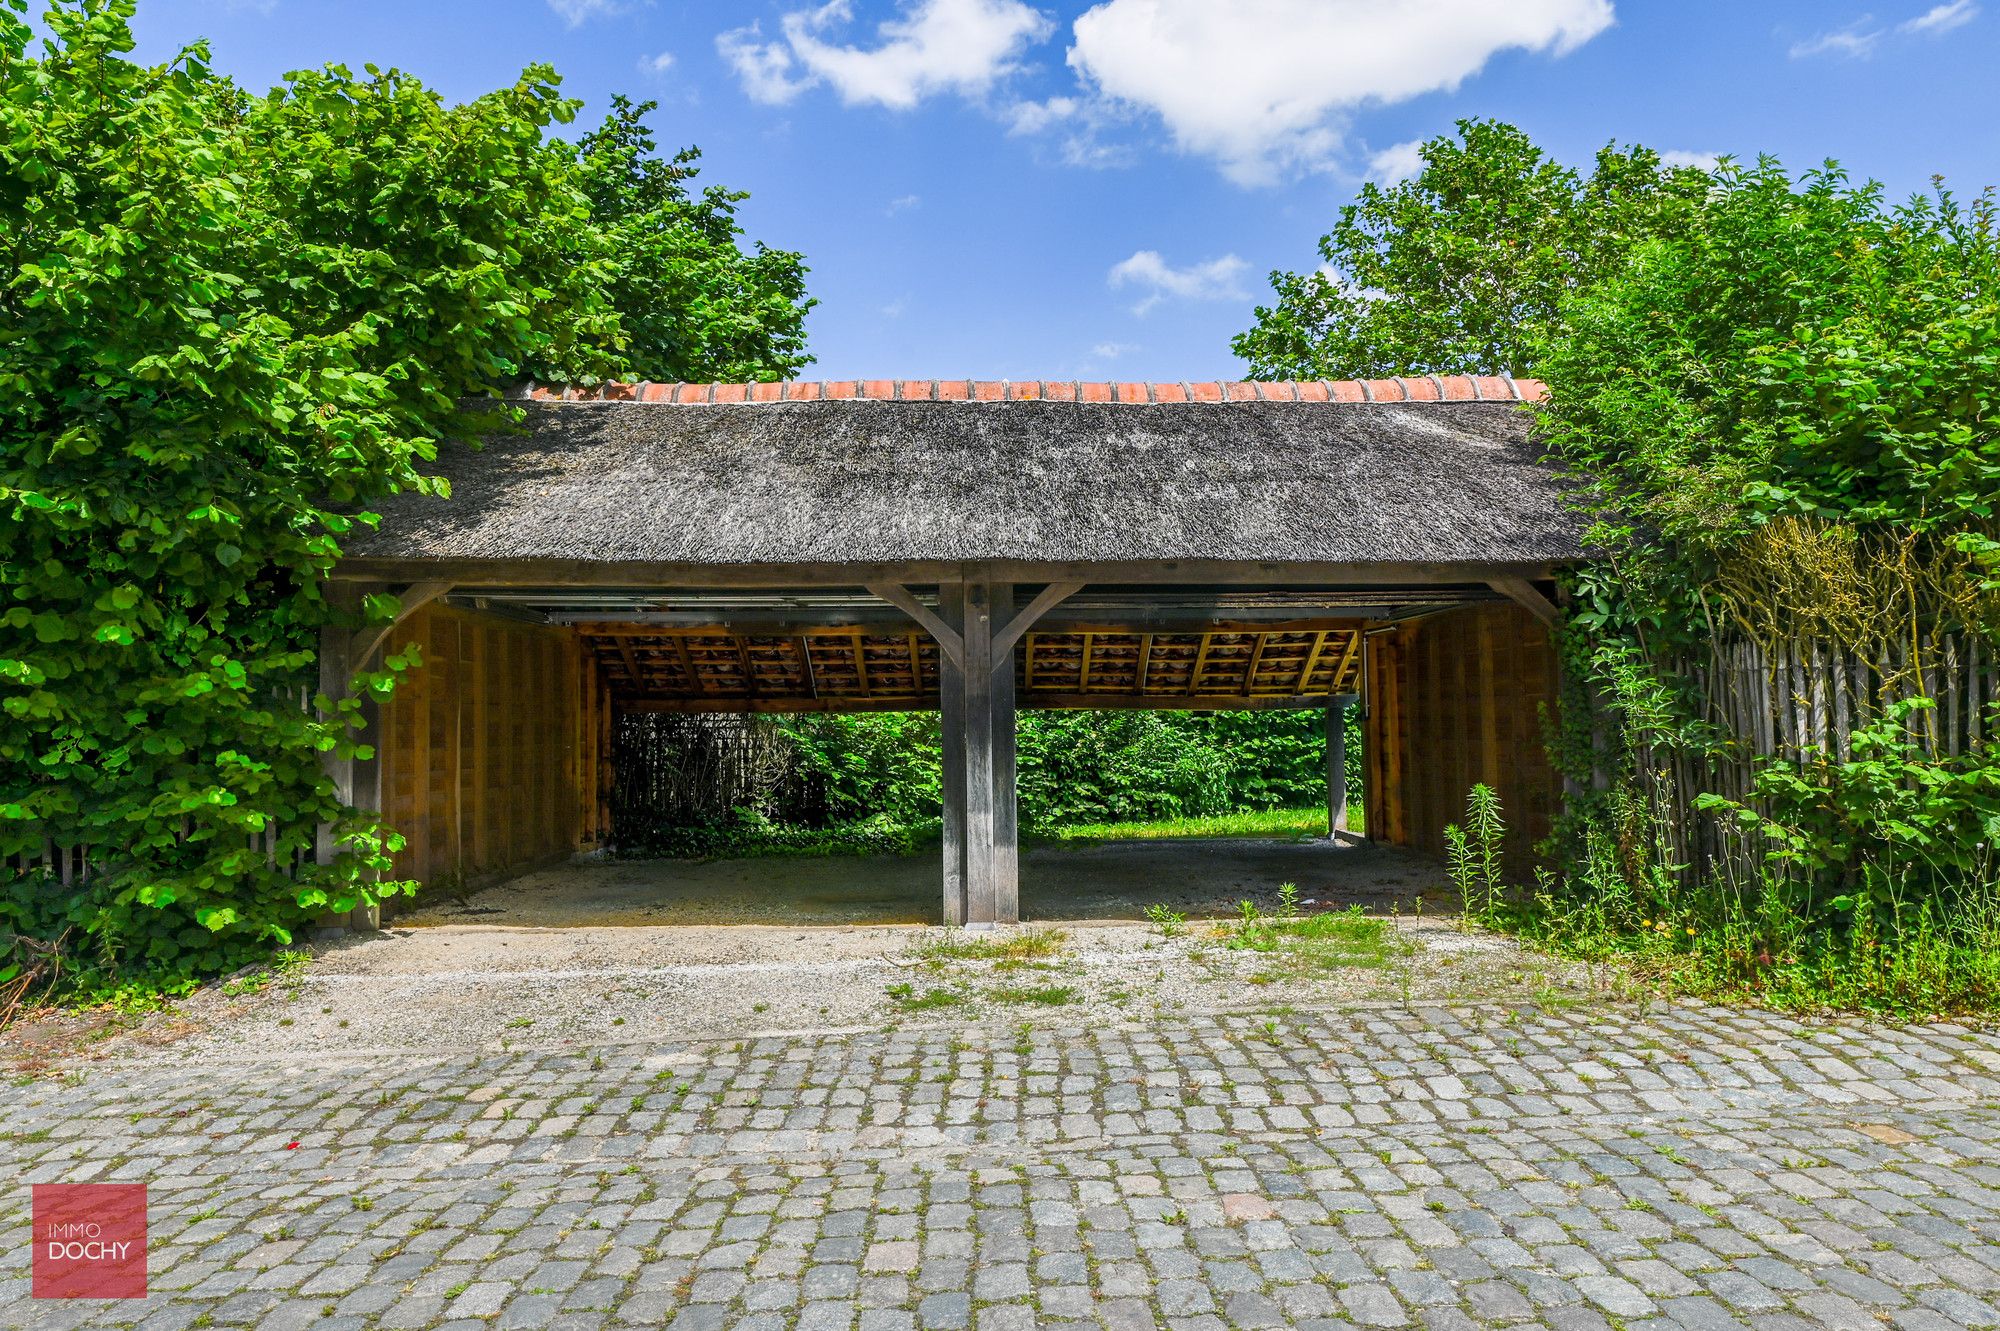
346, 378, 1584, 570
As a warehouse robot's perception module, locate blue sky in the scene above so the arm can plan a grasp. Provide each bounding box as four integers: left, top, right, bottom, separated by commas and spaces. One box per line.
124, 0, 2000, 382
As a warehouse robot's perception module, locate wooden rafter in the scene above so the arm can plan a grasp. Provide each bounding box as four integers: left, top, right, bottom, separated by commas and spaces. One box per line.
1243, 633, 1270, 694
1329, 630, 1364, 693
1186, 633, 1214, 695
587, 619, 1377, 711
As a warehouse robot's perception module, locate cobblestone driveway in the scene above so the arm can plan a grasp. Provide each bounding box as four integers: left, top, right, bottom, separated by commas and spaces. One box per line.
7, 999, 2000, 1330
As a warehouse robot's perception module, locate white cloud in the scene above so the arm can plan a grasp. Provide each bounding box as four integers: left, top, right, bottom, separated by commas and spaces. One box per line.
718, 0, 1053, 110
1789, 20, 1883, 58
1790, 2, 1974, 58
1090, 341, 1139, 359
1005, 95, 1081, 135
885, 194, 922, 215
1108, 250, 1249, 315
547, 0, 620, 26
641, 51, 675, 75
1660, 149, 1721, 171
718, 25, 816, 103
1063, 0, 1615, 184
1367, 140, 1427, 185
1902, 0, 1978, 32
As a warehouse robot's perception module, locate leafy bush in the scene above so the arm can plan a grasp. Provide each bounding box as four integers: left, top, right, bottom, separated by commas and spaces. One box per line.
1242, 121, 2000, 1015
0, 0, 810, 992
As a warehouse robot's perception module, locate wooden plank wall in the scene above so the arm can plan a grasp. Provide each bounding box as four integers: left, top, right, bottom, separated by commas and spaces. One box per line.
1364, 603, 1560, 874
375, 604, 605, 900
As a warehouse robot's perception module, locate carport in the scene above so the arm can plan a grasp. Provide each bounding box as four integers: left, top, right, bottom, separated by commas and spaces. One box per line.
326, 376, 1577, 925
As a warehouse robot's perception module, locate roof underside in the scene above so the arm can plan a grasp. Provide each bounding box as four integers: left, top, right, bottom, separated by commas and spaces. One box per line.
347, 391, 1584, 571
455, 582, 1510, 712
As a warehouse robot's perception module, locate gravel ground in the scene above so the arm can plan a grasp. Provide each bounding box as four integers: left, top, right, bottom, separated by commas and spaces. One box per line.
394, 835, 1443, 929
79, 913, 1583, 1063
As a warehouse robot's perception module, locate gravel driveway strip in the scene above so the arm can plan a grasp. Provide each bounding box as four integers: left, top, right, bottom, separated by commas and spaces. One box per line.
6, 921, 2000, 1331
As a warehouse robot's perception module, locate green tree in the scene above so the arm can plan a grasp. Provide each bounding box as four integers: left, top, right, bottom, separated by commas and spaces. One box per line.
1233, 119, 1709, 379
0, 0, 811, 986
575, 96, 814, 382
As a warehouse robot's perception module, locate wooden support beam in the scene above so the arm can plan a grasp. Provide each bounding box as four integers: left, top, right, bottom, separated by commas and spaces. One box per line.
671, 636, 698, 692
989, 581, 1084, 668
938, 583, 967, 925
866, 582, 963, 669
1137, 634, 1156, 692
348, 581, 453, 669
851, 633, 870, 692
1488, 577, 1561, 628
935, 573, 1021, 926
1327, 695, 1352, 837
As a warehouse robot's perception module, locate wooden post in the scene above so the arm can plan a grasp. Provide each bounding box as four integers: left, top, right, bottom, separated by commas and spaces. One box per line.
316, 584, 382, 931
960, 575, 1002, 925
884, 574, 1080, 927
938, 581, 968, 925
1327, 694, 1351, 838
990, 583, 1019, 920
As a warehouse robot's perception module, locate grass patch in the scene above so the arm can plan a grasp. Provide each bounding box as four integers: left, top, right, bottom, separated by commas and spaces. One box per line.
1033, 806, 1359, 845
988, 984, 1077, 1007
1221, 887, 1402, 973
885, 983, 967, 1011
910, 928, 1068, 964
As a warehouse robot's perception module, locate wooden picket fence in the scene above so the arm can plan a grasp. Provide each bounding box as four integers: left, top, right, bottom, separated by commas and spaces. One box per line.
1636, 632, 1998, 883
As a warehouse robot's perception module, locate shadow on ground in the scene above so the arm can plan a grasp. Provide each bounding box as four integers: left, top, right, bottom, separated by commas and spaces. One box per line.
398, 835, 1450, 929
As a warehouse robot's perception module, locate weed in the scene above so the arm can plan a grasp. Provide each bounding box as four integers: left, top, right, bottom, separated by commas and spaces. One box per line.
885, 983, 967, 1012
910, 929, 1068, 964
1143, 903, 1186, 938
988, 984, 1076, 1007
1224, 900, 1401, 973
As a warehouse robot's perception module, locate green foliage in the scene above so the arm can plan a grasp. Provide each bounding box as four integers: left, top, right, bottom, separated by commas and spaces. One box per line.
1222, 899, 1397, 972
573, 95, 813, 382
1233, 119, 1710, 379
0, 0, 810, 991
1038, 806, 1340, 845
1242, 118, 2000, 1014
1540, 160, 2000, 641
1444, 785, 1505, 923
777, 712, 945, 829
1695, 701, 2000, 919
614, 707, 1354, 863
